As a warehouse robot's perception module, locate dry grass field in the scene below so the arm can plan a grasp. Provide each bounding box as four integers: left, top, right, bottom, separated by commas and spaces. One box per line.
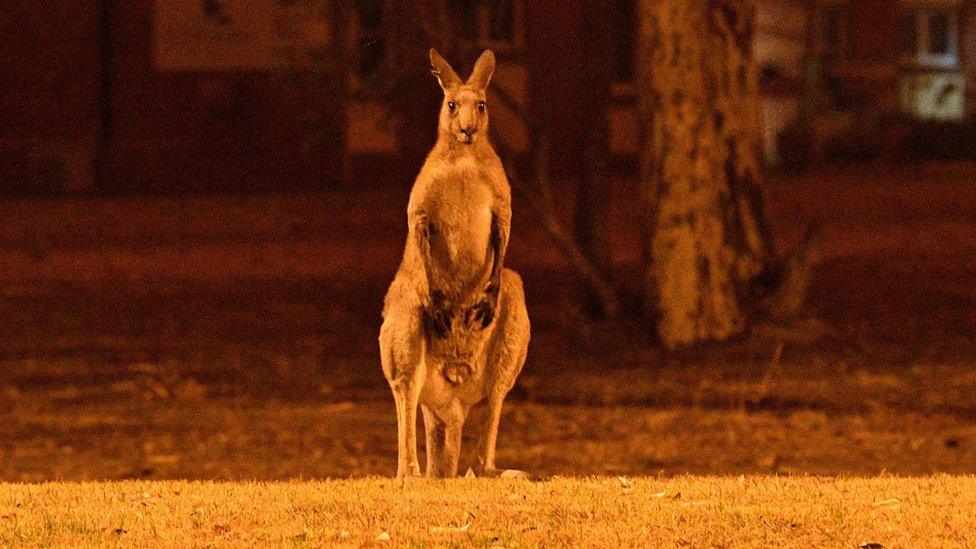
2, 477, 974, 546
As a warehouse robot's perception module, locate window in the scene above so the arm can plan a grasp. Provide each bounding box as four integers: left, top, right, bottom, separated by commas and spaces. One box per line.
446, 0, 522, 49
901, 7, 959, 69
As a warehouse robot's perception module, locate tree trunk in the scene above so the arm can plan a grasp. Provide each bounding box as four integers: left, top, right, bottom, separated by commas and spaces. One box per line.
573, 0, 616, 317
636, 0, 772, 348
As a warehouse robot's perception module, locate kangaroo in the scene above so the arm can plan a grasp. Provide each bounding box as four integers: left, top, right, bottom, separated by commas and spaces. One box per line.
379, 48, 530, 479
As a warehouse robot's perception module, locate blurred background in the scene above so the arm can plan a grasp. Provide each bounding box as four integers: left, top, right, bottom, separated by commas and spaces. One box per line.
0, 0, 974, 481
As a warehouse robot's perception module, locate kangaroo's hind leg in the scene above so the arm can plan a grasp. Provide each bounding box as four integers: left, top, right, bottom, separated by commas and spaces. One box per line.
422, 402, 466, 478
473, 390, 507, 476
379, 305, 426, 479
474, 269, 530, 477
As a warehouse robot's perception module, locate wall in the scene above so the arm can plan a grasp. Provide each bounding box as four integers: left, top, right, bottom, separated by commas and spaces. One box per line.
105, 0, 344, 193
0, 1, 101, 193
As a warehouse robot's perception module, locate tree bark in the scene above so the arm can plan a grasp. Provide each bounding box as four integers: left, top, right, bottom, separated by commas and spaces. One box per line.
573, 0, 616, 317
636, 0, 772, 348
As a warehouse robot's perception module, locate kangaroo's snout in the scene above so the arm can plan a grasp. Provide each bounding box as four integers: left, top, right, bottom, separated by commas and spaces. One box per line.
452, 101, 483, 144
459, 125, 478, 143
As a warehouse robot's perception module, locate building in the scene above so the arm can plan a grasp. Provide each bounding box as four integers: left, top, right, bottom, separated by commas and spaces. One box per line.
2, 1, 974, 194
1, 1, 346, 194
348, 0, 976, 169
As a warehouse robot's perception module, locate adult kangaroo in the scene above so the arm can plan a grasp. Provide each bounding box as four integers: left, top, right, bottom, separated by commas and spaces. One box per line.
379, 48, 530, 479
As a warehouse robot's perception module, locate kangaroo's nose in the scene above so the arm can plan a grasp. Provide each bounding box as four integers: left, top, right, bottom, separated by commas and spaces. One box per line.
460, 126, 477, 137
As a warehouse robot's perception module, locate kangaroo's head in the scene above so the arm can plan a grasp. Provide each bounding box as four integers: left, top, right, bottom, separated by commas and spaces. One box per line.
429, 48, 495, 145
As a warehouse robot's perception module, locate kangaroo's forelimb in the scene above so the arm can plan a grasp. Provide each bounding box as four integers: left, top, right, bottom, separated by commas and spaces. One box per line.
467, 214, 504, 329
467, 213, 504, 329
415, 214, 454, 339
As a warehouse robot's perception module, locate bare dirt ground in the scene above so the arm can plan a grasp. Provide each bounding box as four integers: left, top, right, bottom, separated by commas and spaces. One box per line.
0, 161, 974, 480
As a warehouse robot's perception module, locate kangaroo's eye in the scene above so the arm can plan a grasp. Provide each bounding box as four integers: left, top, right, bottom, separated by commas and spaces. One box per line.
447, 101, 456, 112
477, 101, 486, 112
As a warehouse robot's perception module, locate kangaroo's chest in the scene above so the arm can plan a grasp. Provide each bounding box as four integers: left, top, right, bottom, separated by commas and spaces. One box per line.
416, 162, 494, 293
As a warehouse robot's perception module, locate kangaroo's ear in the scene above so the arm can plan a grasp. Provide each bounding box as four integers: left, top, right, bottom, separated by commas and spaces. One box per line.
467, 49, 495, 90
429, 48, 461, 91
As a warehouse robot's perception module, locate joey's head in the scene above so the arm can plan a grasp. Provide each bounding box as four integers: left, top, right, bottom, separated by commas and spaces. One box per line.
429, 48, 495, 145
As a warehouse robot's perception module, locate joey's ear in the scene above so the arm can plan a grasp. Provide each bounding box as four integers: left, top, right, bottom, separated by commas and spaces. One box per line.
429, 48, 461, 90
467, 49, 495, 89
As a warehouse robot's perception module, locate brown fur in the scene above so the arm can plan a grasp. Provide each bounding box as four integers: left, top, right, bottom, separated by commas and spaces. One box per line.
379, 49, 531, 478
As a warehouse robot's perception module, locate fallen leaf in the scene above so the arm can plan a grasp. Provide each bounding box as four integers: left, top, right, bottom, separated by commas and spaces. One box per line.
376, 531, 391, 542
500, 469, 530, 480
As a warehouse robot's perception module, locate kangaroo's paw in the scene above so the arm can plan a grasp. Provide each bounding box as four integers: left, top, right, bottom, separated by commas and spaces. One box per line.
424, 290, 454, 338
466, 282, 499, 329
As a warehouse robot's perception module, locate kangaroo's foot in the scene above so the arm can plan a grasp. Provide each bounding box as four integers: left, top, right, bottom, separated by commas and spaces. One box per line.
397, 462, 422, 479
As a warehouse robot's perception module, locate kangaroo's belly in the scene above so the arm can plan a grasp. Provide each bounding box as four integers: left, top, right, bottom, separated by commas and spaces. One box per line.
426, 181, 494, 300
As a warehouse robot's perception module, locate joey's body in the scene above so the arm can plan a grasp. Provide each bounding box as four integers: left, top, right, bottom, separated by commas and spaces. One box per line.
379, 49, 530, 479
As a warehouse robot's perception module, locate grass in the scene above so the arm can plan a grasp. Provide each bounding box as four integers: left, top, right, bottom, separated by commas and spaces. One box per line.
1, 477, 973, 546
